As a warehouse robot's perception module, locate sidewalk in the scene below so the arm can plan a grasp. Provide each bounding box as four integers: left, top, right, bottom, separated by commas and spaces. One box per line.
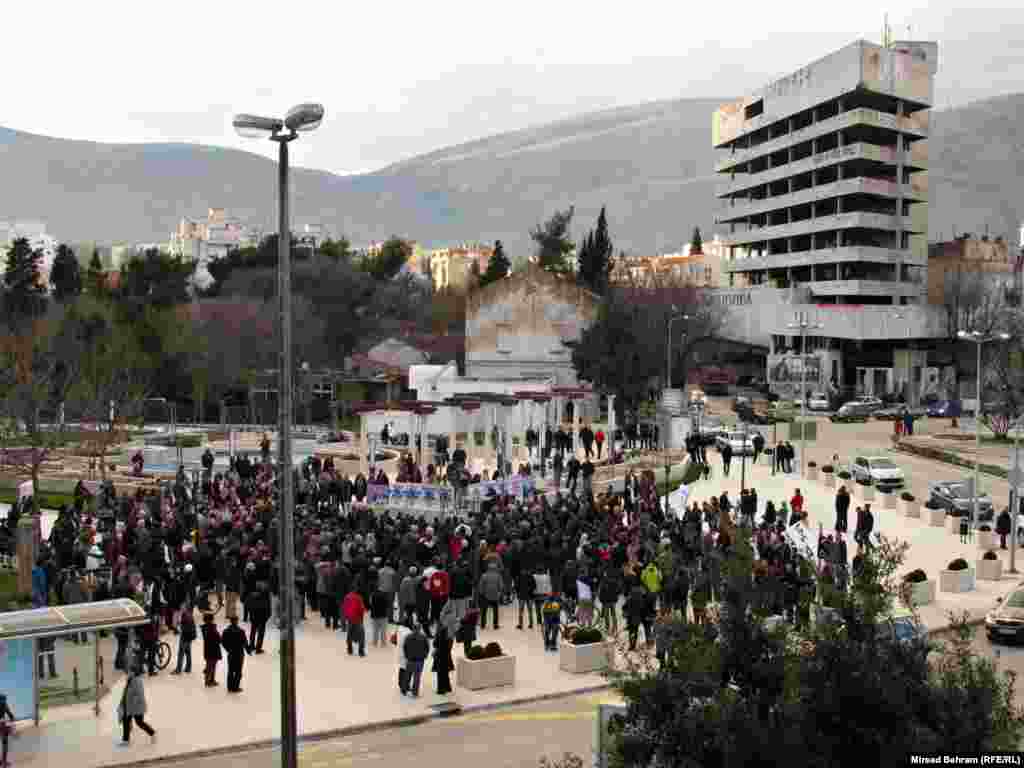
14, 603, 616, 768
685, 455, 1017, 631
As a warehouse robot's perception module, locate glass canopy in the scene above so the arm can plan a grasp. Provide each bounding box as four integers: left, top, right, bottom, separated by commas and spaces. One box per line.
0, 599, 149, 641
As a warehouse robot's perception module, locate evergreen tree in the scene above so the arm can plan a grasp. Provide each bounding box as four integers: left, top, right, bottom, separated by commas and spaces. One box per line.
49, 243, 83, 302
86, 249, 107, 298
690, 226, 704, 254
576, 206, 614, 294
3, 237, 48, 327
479, 240, 511, 287
530, 207, 575, 275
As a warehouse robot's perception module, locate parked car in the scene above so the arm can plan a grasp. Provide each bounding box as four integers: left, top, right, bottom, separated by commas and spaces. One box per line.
807, 392, 831, 411
874, 405, 927, 421
697, 416, 726, 445
926, 400, 961, 418
814, 605, 929, 656
852, 395, 885, 412
830, 402, 872, 423
986, 585, 1024, 643
927, 480, 993, 520
716, 430, 760, 456
850, 455, 905, 490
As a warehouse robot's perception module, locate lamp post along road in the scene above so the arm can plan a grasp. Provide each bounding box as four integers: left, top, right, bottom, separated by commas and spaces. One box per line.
787, 313, 823, 477
233, 103, 324, 768
957, 329, 1010, 534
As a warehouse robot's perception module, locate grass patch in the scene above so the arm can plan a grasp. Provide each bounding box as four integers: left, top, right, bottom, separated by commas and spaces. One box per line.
0, 491, 77, 510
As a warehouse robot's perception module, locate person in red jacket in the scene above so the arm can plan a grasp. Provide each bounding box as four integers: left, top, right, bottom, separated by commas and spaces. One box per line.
791, 489, 804, 517
595, 430, 605, 460
427, 560, 450, 630
342, 590, 366, 656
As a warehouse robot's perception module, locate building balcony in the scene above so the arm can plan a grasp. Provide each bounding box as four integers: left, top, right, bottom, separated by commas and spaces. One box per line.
720, 212, 921, 248
723, 246, 927, 273
717, 177, 925, 224
806, 279, 924, 297
716, 107, 929, 173
717, 141, 927, 198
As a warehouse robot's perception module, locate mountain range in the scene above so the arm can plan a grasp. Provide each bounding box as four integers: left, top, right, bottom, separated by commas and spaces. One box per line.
1, 93, 1022, 258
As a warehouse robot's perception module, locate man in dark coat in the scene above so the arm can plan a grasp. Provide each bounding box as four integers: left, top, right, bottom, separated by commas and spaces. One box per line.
201, 613, 222, 687
247, 582, 271, 653
221, 615, 250, 693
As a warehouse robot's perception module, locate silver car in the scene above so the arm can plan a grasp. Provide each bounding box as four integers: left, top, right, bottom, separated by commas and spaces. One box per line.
716, 430, 759, 456
928, 480, 993, 519
850, 456, 905, 490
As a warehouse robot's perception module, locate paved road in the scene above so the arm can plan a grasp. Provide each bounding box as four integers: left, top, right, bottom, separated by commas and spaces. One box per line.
155, 692, 616, 768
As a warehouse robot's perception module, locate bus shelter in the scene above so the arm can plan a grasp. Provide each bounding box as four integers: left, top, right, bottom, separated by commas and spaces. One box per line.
0, 599, 149, 725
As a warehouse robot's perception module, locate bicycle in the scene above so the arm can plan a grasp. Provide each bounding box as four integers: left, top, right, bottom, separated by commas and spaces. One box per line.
155, 640, 173, 671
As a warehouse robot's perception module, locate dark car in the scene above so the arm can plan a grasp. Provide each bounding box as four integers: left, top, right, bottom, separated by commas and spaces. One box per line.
830, 402, 872, 423
874, 406, 927, 421
928, 480, 994, 521
986, 586, 1024, 643
926, 400, 961, 418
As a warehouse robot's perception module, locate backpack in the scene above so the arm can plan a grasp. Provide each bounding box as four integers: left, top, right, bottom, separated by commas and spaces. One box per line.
403, 631, 429, 662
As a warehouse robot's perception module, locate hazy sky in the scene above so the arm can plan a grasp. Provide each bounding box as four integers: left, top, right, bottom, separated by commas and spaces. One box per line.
3, 1, 1023, 176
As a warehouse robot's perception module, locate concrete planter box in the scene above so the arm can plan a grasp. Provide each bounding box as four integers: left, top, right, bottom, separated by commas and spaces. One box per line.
977, 531, 997, 551
456, 654, 515, 691
928, 507, 946, 527
880, 493, 897, 510
559, 641, 612, 674
947, 515, 962, 533
806, 467, 819, 482
939, 568, 975, 594
904, 579, 936, 607
901, 500, 920, 518
857, 484, 875, 502
977, 558, 1003, 581
823, 473, 836, 489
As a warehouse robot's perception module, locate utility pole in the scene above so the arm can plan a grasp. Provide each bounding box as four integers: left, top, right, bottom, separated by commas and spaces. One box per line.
787, 312, 823, 477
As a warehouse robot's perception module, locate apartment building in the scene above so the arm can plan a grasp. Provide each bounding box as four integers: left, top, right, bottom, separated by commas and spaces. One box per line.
712, 39, 946, 402
927, 233, 1016, 305
430, 243, 493, 292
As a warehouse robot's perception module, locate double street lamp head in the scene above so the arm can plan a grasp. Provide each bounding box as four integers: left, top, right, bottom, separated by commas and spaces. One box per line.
958, 330, 1011, 342
233, 103, 325, 140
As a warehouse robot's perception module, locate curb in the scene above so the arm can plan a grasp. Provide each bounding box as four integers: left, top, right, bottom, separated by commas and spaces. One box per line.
892, 441, 1008, 481
93, 684, 614, 768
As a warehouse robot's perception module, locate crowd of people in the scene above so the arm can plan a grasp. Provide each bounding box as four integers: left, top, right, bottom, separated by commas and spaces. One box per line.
27, 426, 892, 748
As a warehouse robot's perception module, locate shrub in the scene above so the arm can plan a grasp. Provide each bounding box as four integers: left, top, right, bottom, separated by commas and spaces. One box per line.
821, 465, 835, 473
901, 492, 915, 502
983, 551, 999, 561
878, 486, 892, 494
979, 524, 992, 532
856, 477, 870, 486
808, 461, 817, 469
570, 627, 604, 645
838, 471, 851, 480
175, 434, 204, 448
947, 558, 969, 571
482, 641, 504, 659
904, 569, 928, 583
466, 644, 486, 660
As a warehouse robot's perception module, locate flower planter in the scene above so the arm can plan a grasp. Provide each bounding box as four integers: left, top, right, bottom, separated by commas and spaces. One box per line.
977, 558, 1003, 581
939, 568, 975, 594
881, 493, 897, 510
823, 473, 836, 489
928, 507, 946, 527
806, 468, 819, 482
900, 500, 920, 518
858, 484, 875, 502
947, 515, 962, 534
904, 579, 936, 607
977, 531, 997, 551
456, 654, 516, 691
559, 641, 613, 674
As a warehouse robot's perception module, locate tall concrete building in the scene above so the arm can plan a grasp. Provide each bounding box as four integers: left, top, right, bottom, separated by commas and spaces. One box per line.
712, 39, 945, 402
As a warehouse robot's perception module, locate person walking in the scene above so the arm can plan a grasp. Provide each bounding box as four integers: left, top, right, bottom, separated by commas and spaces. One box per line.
835, 486, 850, 533
370, 587, 390, 647
247, 582, 271, 654
721, 442, 733, 477
478, 561, 503, 630
220, 615, 250, 694
752, 432, 765, 464
201, 613, 221, 687
432, 621, 455, 696
997, 507, 1012, 549
541, 592, 562, 651
399, 567, 419, 628
552, 451, 564, 490
0, 694, 14, 766
343, 588, 367, 656
172, 607, 196, 675
515, 567, 536, 630
595, 429, 605, 460
598, 568, 622, 635
117, 667, 156, 746
401, 624, 429, 698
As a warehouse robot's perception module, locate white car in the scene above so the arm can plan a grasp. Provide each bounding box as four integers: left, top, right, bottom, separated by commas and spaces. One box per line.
853, 395, 884, 411
808, 392, 831, 411
716, 430, 759, 456
850, 455, 905, 490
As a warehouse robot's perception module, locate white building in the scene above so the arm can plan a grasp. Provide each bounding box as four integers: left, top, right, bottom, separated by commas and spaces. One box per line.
169, 208, 260, 292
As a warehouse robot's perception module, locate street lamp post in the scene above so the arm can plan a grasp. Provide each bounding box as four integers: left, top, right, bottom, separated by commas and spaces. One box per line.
957, 329, 1010, 534
233, 103, 324, 768
664, 310, 689, 517
786, 312, 824, 478
891, 312, 913, 406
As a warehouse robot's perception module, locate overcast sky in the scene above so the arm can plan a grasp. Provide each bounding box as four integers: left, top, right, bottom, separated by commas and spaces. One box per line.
3, 1, 1023, 176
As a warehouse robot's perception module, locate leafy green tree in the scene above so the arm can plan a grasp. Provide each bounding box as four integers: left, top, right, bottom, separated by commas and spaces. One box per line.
3, 237, 48, 328
318, 236, 351, 262
49, 244, 83, 302
531, 207, 575, 276
364, 237, 412, 281
116, 248, 195, 313
690, 226, 704, 254
606, 531, 1024, 768
576, 207, 614, 294
86, 249, 107, 299
479, 240, 511, 288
